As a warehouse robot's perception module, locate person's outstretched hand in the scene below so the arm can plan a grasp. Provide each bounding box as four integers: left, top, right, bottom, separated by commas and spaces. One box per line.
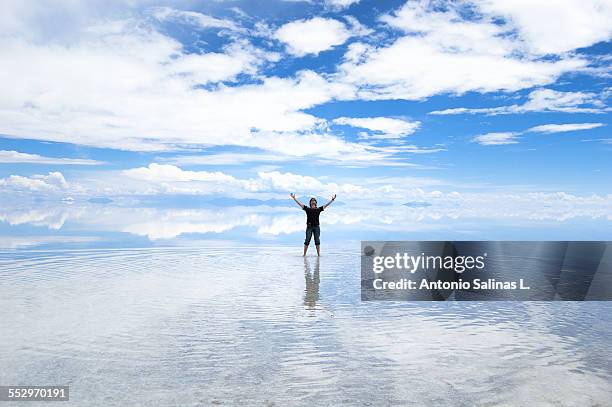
290, 193, 296, 198
331, 194, 336, 200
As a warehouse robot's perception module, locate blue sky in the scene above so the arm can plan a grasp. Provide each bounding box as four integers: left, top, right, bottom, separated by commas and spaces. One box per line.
0, 0, 610, 248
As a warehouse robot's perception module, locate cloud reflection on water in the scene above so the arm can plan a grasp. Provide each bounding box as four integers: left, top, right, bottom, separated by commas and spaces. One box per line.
0, 197, 610, 248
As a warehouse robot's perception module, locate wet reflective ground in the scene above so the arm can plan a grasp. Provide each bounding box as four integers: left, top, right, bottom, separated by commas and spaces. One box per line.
1, 246, 611, 406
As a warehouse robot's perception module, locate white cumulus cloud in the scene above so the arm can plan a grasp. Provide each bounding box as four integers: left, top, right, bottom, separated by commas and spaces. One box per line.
527, 123, 605, 134
150, 7, 242, 32
333, 117, 421, 139
472, 122, 604, 145
430, 88, 608, 115
275, 17, 353, 56
0, 172, 69, 192
122, 164, 367, 197
325, 0, 361, 10
0, 150, 102, 165
472, 132, 520, 145
0, 21, 397, 164
476, 0, 612, 55
338, 2, 587, 100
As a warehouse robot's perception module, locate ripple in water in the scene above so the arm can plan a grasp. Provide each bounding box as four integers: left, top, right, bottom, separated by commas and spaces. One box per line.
1, 246, 611, 406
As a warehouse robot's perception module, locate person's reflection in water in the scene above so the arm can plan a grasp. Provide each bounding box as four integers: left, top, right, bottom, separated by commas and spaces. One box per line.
303, 257, 320, 310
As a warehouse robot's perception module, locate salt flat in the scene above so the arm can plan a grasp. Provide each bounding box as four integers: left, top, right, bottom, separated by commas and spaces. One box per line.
1, 246, 611, 406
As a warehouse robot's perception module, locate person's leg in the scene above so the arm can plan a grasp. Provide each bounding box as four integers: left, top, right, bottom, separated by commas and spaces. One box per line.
304, 226, 312, 256
314, 226, 321, 256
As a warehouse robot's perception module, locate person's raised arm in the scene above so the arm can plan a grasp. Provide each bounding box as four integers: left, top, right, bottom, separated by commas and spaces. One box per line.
290, 193, 304, 208
322, 194, 336, 209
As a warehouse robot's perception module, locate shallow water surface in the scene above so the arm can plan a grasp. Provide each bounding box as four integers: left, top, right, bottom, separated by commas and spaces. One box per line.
1, 246, 611, 406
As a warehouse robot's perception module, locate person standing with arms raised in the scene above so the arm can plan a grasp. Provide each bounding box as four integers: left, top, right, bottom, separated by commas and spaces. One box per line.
290, 193, 336, 256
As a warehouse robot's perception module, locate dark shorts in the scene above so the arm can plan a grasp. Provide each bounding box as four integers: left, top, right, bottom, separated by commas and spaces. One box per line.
304, 225, 320, 246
